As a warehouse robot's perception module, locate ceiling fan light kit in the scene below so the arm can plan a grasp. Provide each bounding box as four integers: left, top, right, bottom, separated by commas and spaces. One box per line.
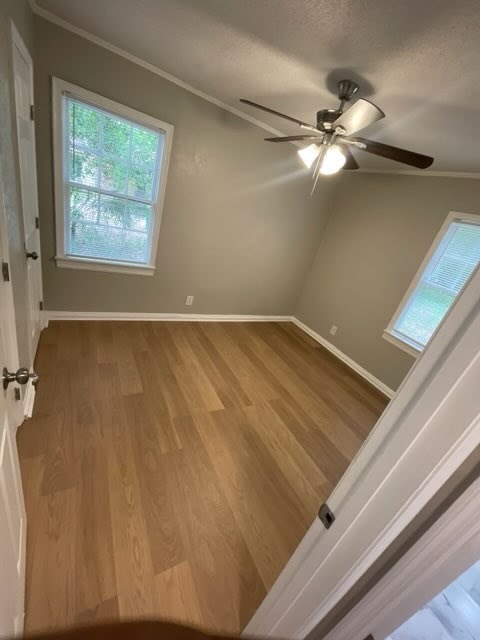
240, 79, 434, 193
298, 143, 320, 169
318, 145, 346, 175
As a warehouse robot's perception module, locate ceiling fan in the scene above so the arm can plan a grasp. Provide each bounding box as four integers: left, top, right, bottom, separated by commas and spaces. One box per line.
240, 80, 434, 193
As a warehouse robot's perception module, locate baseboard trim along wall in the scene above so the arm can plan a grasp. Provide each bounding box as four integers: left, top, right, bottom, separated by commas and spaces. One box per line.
291, 318, 395, 399
45, 311, 292, 322
44, 311, 394, 398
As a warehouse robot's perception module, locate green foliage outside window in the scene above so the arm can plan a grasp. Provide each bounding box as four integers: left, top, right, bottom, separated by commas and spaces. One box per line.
66, 99, 162, 263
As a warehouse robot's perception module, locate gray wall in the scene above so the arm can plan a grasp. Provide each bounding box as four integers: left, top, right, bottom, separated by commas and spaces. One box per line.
295, 173, 480, 390
34, 17, 335, 315
0, 0, 34, 367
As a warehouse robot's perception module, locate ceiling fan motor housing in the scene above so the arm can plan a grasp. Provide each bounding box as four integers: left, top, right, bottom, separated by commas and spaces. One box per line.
316, 108, 341, 131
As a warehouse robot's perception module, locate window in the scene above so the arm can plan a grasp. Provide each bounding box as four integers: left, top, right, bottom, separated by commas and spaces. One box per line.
384, 212, 480, 356
52, 78, 173, 275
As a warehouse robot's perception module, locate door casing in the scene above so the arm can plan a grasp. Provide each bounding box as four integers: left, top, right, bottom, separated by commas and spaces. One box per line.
322, 472, 480, 640
11, 21, 44, 370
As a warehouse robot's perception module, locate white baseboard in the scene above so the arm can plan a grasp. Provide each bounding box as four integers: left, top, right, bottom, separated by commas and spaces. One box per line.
45, 311, 292, 322
292, 317, 395, 399
23, 379, 36, 419
41, 310, 49, 329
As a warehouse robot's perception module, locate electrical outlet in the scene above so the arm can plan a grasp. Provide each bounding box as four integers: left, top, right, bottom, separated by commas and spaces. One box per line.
185, 295, 194, 306
330, 325, 338, 336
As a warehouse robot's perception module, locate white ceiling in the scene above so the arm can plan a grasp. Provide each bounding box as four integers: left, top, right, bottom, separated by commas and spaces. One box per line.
34, 0, 480, 172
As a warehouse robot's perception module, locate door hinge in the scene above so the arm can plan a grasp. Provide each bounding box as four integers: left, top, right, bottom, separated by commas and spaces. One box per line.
35, 216, 39, 229
2, 262, 10, 282
318, 503, 335, 530
30, 104, 35, 121
39, 300, 44, 311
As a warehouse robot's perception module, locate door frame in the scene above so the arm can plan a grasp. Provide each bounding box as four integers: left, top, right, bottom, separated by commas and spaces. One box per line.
244, 264, 480, 639
322, 471, 480, 640
11, 21, 45, 374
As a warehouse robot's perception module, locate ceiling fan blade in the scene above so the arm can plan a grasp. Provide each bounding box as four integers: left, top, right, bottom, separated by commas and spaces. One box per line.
240, 98, 314, 128
264, 135, 323, 143
300, 124, 323, 133
342, 146, 359, 170
333, 99, 385, 135
350, 137, 434, 169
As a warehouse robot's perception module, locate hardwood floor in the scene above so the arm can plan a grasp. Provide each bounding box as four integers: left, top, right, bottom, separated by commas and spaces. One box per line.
17, 321, 388, 634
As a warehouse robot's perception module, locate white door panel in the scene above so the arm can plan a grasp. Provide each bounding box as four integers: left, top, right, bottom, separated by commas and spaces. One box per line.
0, 422, 26, 639
0, 472, 20, 639
0, 120, 27, 636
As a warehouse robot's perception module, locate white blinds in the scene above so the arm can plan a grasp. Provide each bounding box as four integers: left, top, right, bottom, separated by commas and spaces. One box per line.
64, 95, 164, 264
394, 221, 480, 348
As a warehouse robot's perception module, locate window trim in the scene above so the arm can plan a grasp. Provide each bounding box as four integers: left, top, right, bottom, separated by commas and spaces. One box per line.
383, 211, 480, 357
52, 77, 173, 276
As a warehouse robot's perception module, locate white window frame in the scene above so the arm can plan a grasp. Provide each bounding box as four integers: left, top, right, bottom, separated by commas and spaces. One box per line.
383, 211, 480, 357
52, 77, 173, 276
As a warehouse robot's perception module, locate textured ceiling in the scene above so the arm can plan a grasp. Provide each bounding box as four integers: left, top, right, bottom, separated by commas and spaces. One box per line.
34, 0, 480, 172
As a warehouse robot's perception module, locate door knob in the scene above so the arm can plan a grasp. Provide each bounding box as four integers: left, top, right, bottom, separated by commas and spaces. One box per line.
26, 251, 38, 260
2, 367, 39, 390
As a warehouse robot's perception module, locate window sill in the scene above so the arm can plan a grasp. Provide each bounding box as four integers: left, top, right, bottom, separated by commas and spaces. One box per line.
55, 255, 155, 276
382, 329, 422, 358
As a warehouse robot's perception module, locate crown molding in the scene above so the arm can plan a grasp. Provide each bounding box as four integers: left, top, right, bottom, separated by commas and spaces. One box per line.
29, 0, 285, 138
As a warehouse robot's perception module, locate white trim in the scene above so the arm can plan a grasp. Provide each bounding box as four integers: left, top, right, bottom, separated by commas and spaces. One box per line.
11, 20, 45, 367
40, 311, 49, 331
22, 380, 36, 420
14, 613, 24, 636
292, 317, 395, 398
382, 329, 421, 358
243, 263, 480, 639
29, 0, 286, 139
10, 21, 31, 65
323, 473, 480, 640
45, 311, 292, 322
51, 77, 173, 276
384, 210, 480, 354
55, 256, 155, 276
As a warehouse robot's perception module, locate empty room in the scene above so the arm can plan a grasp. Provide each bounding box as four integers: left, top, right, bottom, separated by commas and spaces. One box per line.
1, 2, 480, 640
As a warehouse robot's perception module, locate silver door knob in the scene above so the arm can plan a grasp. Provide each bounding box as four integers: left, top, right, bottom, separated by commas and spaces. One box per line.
2, 367, 39, 390
26, 251, 38, 260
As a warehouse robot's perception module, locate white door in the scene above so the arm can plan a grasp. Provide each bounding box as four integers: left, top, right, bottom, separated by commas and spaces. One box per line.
12, 25, 43, 366
0, 174, 27, 636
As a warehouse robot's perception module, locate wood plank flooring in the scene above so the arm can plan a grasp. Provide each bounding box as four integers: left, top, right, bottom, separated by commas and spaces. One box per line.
17, 321, 388, 634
